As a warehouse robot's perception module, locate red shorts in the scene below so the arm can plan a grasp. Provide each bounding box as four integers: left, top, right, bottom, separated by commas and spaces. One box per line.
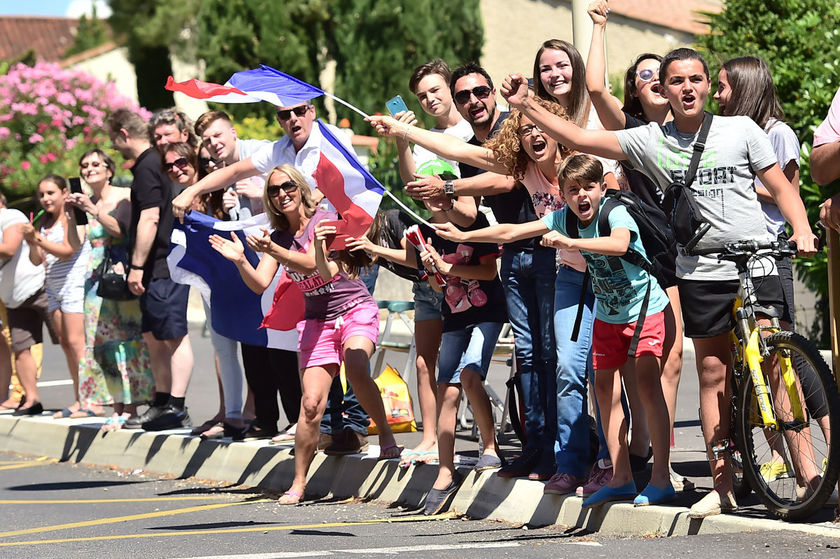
592, 311, 665, 371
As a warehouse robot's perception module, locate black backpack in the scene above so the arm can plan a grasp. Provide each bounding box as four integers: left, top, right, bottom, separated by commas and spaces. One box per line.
566, 190, 675, 357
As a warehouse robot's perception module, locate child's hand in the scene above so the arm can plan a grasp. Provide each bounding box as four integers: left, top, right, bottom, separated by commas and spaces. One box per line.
209, 232, 245, 262
420, 241, 450, 275
345, 235, 375, 254
20, 223, 37, 243
541, 230, 574, 250
433, 222, 464, 242
246, 228, 274, 253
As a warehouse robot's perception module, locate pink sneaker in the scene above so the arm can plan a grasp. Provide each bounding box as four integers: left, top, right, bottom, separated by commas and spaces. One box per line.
544, 473, 585, 495
576, 461, 613, 497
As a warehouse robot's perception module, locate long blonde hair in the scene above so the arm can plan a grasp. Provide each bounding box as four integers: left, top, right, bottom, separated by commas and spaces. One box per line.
263, 164, 316, 232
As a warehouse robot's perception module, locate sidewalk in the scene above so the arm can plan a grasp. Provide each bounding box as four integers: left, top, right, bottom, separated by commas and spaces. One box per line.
2, 411, 839, 539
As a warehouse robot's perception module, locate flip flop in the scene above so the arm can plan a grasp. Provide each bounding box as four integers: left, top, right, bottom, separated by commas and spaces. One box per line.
191, 419, 221, 436
101, 415, 128, 432
52, 408, 74, 419
70, 408, 105, 419
378, 443, 404, 461
278, 490, 302, 505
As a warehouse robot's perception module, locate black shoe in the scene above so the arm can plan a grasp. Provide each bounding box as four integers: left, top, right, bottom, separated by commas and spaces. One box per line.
142, 405, 192, 431
243, 422, 278, 440
630, 447, 653, 473
424, 472, 463, 515
223, 422, 249, 442
496, 446, 541, 479
12, 401, 43, 416
324, 428, 370, 455
124, 405, 166, 430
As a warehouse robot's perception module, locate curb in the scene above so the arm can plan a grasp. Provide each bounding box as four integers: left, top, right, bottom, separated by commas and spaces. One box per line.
3, 415, 840, 539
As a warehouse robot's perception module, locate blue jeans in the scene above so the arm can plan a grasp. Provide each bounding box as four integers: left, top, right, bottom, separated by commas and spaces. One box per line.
500, 248, 557, 458
553, 265, 597, 478
321, 376, 370, 436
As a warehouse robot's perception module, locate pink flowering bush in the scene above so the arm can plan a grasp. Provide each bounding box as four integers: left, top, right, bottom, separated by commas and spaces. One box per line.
0, 62, 151, 200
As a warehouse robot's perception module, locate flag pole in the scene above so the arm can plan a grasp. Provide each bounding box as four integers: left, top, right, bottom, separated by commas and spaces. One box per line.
323, 92, 370, 120
382, 189, 435, 229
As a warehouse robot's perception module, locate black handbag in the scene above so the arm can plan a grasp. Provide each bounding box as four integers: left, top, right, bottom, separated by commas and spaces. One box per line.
96, 245, 135, 301
661, 111, 713, 253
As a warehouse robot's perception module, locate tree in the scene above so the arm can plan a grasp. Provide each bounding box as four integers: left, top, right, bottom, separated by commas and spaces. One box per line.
696, 0, 840, 345
64, 7, 109, 58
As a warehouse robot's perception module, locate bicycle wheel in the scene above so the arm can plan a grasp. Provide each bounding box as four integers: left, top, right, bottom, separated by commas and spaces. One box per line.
735, 331, 840, 521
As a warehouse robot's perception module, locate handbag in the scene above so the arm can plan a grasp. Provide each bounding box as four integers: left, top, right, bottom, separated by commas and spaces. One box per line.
96, 244, 135, 301
661, 111, 713, 253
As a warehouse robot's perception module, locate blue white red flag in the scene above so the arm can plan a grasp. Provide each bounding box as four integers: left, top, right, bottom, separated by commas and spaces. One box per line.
313, 120, 384, 246
167, 212, 302, 350
165, 65, 324, 106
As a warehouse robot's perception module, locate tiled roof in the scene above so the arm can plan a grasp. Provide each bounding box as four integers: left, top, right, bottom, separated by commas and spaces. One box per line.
608, 0, 722, 35
0, 16, 77, 62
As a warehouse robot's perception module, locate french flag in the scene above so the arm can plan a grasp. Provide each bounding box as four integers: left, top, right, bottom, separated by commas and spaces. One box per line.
165, 65, 324, 106
167, 212, 303, 350
313, 121, 385, 246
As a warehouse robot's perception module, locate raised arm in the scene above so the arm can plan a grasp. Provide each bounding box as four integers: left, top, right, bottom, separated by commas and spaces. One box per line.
585, 1, 626, 130
369, 115, 508, 175
434, 219, 549, 245
503, 74, 627, 161
420, 243, 499, 282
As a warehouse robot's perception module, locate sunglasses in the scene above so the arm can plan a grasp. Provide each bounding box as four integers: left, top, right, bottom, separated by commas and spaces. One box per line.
636, 68, 659, 82
199, 156, 216, 168
163, 157, 190, 172
80, 161, 103, 169
276, 105, 311, 120
517, 124, 543, 137
453, 85, 492, 105
267, 181, 299, 198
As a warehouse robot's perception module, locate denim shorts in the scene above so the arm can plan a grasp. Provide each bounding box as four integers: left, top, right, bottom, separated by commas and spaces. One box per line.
437, 322, 504, 384
412, 281, 444, 322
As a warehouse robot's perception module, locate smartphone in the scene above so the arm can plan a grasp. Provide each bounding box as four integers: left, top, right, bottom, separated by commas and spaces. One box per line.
68, 177, 88, 225
385, 95, 409, 117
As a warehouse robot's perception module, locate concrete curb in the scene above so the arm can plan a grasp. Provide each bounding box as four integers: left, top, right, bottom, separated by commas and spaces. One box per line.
3, 415, 840, 539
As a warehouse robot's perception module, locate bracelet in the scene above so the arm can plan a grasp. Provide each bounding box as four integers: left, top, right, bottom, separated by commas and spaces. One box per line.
129, 264, 144, 271
441, 199, 455, 212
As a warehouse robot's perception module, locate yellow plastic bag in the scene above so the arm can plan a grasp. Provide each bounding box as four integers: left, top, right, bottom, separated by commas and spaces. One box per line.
368, 364, 417, 434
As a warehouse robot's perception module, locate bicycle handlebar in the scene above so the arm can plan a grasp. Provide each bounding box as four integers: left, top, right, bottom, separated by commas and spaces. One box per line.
688, 239, 797, 259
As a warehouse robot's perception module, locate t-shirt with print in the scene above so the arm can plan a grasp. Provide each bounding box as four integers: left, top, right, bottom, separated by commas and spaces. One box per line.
129, 147, 176, 280
614, 114, 778, 281
428, 213, 507, 332
412, 119, 474, 178
0, 208, 45, 308
757, 119, 800, 237
541, 200, 670, 324
270, 208, 372, 321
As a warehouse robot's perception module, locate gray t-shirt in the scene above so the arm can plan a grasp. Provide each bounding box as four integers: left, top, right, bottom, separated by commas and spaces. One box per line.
615, 115, 778, 280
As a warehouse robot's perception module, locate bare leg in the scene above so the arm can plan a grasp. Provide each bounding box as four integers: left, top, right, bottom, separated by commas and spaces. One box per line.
693, 334, 735, 497
631, 355, 670, 487
460, 367, 499, 457
169, 335, 193, 399
661, 292, 684, 445
434, 383, 461, 490
342, 336, 397, 451
14, 348, 39, 407
594, 367, 632, 487
413, 318, 442, 453
143, 333, 172, 393
0, 335, 12, 404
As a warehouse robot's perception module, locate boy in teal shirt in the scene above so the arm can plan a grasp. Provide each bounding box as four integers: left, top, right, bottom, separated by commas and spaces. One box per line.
436, 153, 675, 507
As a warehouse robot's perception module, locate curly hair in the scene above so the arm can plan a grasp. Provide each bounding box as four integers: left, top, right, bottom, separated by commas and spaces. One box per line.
483, 97, 570, 180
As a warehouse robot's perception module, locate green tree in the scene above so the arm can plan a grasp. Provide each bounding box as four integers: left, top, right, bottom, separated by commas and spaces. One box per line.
64, 6, 109, 58
696, 0, 840, 345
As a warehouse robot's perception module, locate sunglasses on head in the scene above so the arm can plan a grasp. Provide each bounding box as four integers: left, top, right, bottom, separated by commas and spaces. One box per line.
636, 68, 659, 82
163, 157, 190, 172
276, 105, 311, 120
453, 85, 492, 105
267, 181, 299, 198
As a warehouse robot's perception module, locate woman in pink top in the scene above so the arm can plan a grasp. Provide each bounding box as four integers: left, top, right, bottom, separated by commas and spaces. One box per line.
210, 164, 400, 505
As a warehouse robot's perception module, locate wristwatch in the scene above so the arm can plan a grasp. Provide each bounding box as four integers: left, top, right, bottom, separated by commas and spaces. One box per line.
129, 264, 144, 271
443, 180, 455, 198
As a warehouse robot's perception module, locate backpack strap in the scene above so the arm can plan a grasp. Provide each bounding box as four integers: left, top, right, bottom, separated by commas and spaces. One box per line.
684, 111, 713, 189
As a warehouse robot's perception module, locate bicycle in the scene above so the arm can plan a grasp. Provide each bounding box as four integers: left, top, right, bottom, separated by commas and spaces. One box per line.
691, 239, 840, 521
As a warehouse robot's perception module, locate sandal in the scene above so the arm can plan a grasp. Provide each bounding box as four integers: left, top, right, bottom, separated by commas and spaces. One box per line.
53, 408, 74, 419
191, 419, 222, 436
199, 423, 225, 440
271, 423, 297, 444
378, 443, 403, 461
70, 408, 105, 419
101, 415, 128, 432
278, 490, 302, 505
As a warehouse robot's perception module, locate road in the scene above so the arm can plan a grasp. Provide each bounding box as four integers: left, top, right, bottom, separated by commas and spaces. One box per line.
1, 450, 838, 559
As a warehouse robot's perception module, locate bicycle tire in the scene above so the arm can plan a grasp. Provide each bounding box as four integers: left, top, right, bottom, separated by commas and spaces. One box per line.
735, 331, 840, 521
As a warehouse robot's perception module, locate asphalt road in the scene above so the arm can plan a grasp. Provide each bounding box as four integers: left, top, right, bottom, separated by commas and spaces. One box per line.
1, 450, 838, 559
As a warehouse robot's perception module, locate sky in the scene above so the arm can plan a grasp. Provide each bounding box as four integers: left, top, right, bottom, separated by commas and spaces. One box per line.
0, 0, 111, 18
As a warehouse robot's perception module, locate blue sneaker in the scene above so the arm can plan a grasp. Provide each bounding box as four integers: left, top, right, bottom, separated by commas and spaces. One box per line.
581, 481, 637, 508
633, 482, 676, 506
